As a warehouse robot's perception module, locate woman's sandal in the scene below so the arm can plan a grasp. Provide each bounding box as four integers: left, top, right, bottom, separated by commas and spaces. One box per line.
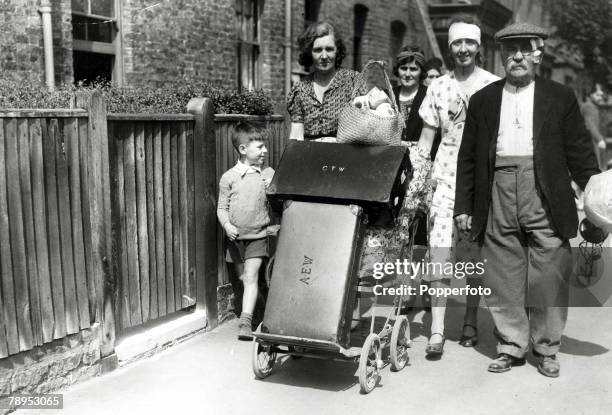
459, 324, 478, 348
425, 332, 445, 356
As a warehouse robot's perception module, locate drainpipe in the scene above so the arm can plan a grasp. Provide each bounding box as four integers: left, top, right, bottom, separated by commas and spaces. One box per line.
284, 0, 292, 96
39, 0, 55, 90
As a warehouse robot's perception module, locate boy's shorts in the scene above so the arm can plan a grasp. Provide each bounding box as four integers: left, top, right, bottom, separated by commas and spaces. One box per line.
225, 237, 269, 264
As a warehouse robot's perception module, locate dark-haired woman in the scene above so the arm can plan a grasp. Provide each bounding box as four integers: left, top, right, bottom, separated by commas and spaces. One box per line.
287, 22, 363, 141
423, 58, 443, 87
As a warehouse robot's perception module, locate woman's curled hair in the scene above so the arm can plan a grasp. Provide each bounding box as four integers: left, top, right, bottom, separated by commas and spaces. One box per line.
297, 22, 347, 69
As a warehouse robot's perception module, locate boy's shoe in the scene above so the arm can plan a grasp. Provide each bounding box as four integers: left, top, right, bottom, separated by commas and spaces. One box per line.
237, 322, 253, 341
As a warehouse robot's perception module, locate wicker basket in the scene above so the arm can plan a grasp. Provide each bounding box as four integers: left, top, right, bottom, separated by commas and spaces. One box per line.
337, 60, 403, 146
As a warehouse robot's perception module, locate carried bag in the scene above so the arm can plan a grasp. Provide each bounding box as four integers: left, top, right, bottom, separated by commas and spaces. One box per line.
337, 60, 404, 146
584, 169, 612, 233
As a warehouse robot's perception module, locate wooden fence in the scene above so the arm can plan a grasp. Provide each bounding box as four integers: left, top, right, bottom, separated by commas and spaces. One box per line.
0, 95, 287, 359
0, 102, 111, 359
108, 115, 198, 332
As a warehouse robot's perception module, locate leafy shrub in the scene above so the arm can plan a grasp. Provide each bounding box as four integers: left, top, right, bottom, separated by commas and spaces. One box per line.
0, 79, 274, 115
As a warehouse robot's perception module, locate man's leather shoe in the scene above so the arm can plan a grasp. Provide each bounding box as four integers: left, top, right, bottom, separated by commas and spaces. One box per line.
487, 353, 526, 373
537, 355, 560, 378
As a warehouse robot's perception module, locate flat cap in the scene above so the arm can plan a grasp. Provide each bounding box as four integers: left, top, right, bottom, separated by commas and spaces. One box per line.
494, 22, 549, 42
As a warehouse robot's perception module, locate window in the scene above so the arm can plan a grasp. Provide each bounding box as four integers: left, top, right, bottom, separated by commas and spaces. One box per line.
236, 0, 261, 91
353, 4, 368, 71
71, 0, 122, 84
389, 21, 407, 66
304, 0, 322, 28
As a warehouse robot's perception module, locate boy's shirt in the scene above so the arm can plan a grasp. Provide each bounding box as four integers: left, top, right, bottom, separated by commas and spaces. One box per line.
217, 160, 275, 239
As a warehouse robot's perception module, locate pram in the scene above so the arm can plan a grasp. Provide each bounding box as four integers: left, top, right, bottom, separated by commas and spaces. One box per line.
252, 141, 422, 394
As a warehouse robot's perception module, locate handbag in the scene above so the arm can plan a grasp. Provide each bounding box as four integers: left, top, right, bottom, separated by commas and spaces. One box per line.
337, 60, 404, 146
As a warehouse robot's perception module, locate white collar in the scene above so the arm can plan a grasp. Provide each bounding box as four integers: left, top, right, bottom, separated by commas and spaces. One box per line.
233, 160, 262, 177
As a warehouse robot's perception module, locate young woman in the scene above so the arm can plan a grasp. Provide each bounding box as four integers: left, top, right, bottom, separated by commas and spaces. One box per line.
409, 16, 499, 357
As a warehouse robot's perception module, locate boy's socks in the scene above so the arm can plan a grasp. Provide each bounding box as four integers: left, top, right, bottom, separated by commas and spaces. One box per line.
239, 312, 253, 328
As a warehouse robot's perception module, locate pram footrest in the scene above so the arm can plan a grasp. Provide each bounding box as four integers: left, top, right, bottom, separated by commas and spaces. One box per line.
253, 330, 361, 358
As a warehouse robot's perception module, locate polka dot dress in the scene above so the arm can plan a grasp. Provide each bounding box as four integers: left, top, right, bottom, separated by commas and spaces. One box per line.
418, 68, 499, 279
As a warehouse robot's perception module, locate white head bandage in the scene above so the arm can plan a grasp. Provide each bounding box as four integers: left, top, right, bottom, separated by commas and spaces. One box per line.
448, 22, 481, 46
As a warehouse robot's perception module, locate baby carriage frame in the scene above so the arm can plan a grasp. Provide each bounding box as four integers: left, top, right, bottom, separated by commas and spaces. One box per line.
251, 210, 423, 394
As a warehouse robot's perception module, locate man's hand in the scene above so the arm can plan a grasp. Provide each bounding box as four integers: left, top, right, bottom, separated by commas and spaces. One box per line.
598, 140, 607, 151
455, 214, 472, 234
223, 222, 239, 241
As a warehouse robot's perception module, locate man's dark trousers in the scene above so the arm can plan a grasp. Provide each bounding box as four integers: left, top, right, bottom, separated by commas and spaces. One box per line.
482, 156, 572, 359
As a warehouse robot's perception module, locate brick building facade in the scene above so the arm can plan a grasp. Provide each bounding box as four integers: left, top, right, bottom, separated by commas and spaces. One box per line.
1, 0, 434, 111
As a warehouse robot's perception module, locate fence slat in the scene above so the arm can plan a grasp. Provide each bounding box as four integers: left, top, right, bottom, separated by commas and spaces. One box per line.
17, 119, 43, 347
186, 122, 196, 305
162, 124, 175, 312
4, 118, 34, 351
171, 124, 181, 310
79, 117, 95, 323
0, 262, 8, 357
29, 118, 54, 343
189, 98, 219, 328
65, 117, 90, 330
114, 123, 130, 330
55, 119, 79, 335
43, 119, 67, 339
179, 122, 194, 307
144, 122, 158, 320
153, 123, 166, 317
124, 123, 142, 325
135, 122, 150, 322
0, 119, 19, 355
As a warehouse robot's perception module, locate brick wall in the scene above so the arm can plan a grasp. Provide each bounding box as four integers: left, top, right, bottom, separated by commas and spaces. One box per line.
291, 0, 433, 76
0, 0, 73, 85
2, 0, 434, 110
0, 0, 46, 84
0, 324, 110, 415
121, 0, 237, 88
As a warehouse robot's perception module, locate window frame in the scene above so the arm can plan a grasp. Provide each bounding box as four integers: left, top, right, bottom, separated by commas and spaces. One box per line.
71, 0, 124, 85
236, 0, 262, 91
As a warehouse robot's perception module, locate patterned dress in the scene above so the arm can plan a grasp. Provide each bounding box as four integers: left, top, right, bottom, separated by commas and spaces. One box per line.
286, 68, 363, 140
418, 67, 499, 279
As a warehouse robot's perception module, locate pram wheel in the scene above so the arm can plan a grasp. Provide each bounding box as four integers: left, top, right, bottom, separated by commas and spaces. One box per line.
390, 315, 410, 371
358, 333, 381, 394
252, 331, 276, 379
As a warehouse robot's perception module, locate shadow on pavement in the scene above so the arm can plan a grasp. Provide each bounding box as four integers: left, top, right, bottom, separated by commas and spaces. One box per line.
559, 335, 609, 356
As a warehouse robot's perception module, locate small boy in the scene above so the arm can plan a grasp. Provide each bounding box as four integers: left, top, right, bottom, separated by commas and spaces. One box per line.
217, 121, 276, 340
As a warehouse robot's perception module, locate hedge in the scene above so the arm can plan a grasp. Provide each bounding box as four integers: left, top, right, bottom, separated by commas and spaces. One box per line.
0, 80, 273, 115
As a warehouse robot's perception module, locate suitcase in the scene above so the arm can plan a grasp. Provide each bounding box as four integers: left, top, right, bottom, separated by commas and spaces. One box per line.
262, 201, 364, 348
267, 141, 411, 218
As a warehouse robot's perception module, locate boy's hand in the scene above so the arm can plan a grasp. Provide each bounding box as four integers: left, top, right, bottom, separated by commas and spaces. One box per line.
224, 223, 239, 241
266, 224, 281, 236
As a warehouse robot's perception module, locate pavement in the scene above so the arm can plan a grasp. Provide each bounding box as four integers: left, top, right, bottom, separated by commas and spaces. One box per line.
22, 219, 612, 415
23, 302, 612, 415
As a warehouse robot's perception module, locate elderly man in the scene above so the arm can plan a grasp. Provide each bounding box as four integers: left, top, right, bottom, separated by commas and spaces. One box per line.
454, 22, 600, 377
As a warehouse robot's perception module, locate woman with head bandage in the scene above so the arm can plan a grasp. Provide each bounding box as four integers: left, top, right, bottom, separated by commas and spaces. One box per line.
399, 14, 499, 358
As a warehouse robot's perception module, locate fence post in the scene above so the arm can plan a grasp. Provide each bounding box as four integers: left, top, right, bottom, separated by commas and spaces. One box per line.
187, 98, 219, 329
72, 92, 116, 360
